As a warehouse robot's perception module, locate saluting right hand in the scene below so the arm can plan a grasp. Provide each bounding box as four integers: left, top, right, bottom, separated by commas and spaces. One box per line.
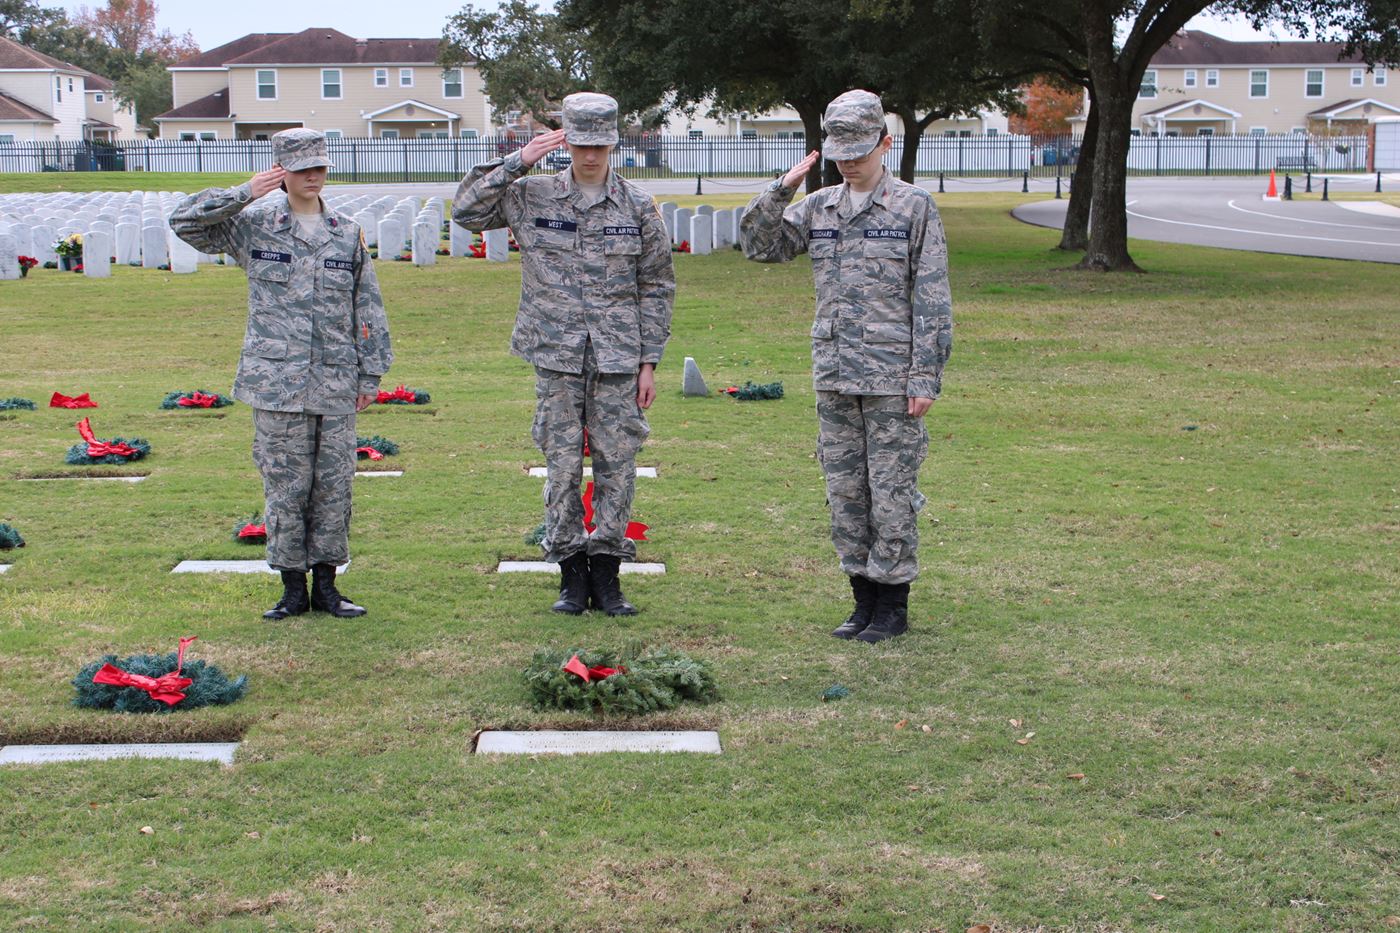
782, 150, 821, 189
249, 165, 286, 200
519, 129, 568, 168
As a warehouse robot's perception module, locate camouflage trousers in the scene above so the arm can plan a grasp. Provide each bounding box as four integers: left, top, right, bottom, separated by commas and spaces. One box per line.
816, 392, 929, 585
533, 342, 649, 563
251, 408, 356, 572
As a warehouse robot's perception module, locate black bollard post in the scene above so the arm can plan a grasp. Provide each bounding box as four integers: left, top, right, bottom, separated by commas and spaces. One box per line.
938, 172, 944, 193
1283, 175, 1292, 200
1378, 171, 1383, 193
1055, 176, 1062, 199
1022, 170, 1029, 193
1305, 172, 1312, 193
695, 174, 703, 196
1322, 178, 1329, 201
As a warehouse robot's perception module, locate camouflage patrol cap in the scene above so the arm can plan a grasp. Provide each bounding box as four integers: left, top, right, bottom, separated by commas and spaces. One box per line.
822, 90, 886, 161
272, 127, 334, 172
562, 92, 620, 146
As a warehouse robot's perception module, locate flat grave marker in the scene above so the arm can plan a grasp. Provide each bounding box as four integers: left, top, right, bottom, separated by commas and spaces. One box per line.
475, 730, 721, 755
172, 560, 348, 575
527, 466, 657, 478
0, 743, 239, 765
497, 560, 664, 574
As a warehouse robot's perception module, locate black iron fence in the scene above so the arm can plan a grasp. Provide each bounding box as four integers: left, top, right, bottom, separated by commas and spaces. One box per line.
0, 133, 1371, 181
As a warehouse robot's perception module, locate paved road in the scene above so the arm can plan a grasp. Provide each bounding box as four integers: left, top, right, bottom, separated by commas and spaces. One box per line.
1013, 174, 1400, 264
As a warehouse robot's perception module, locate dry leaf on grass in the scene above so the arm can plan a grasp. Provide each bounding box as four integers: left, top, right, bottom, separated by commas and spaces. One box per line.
139, 826, 153, 835
1015, 738, 1030, 746
921, 724, 933, 734
967, 924, 992, 933
1009, 719, 1021, 728
1067, 773, 1086, 780
895, 719, 908, 730
1149, 892, 1166, 902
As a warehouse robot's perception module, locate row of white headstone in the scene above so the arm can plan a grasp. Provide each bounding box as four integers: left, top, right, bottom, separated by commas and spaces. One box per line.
658, 202, 745, 255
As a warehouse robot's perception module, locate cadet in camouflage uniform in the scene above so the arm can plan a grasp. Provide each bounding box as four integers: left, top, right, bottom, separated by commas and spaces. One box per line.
453, 92, 674, 616
741, 90, 952, 643
171, 128, 393, 621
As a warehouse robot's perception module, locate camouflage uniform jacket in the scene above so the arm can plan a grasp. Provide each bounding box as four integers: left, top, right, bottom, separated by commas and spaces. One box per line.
741, 168, 952, 398
452, 152, 674, 374
170, 183, 393, 414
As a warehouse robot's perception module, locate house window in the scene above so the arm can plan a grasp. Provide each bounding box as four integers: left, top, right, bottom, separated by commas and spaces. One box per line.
1184, 69, 1197, 88
741, 130, 758, 139
688, 130, 703, 140
958, 130, 972, 137
1139, 70, 1157, 98
1305, 69, 1324, 98
442, 68, 463, 98
257, 69, 277, 100
986, 127, 998, 136
95, 93, 104, 102
943, 130, 957, 136
322, 69, 342, 99
199, 132, 216, 141
68, 78, 73, 92
1352, 68, 1365, 87
1130, 128, 1141, 137
460, 128, 478, 139
1377, 66, 1388, 87
374, 68, 388, 87
0, 134, 14, 144
1250, 69, 1269, 98
1290, 127, 1306, 134
178, 132, 195, 141
324, 129, 342, 139
1249, 126, 1267, 136
418, 130, 449, 139
380, 129, 399, 139
1197, 127, 1214, 136
1206, 69, 1219, 87
399, 68, 414, 88
54, 77, 61, 102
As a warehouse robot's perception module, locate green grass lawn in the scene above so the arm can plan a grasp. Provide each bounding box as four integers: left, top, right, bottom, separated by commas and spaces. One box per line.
1, 193, 1397, 931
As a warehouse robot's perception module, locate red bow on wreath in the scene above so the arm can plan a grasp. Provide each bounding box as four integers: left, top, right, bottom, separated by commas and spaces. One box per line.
355, 446, 384, 461
237, 523, 266, 539
376, 385, 417, 404
76, 417, 138, 458
92, 636, 198, 706
51, 391, 97, 409
581, 482, 648, 541
563, 653, 625, 683
177, 391, 221, 408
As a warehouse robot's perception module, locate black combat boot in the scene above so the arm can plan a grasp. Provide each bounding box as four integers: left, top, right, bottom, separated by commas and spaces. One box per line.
263, 570, 310, 620
588, 554, 638, 616
551, 552, 590, 614
856, 581, 910, 643
309, 563, 366, 618
831, 574, 877, 639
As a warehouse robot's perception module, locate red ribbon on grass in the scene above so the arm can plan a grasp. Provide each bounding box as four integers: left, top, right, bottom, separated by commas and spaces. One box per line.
177, 391, 221, 408
356, 446, 385, 461
375, 385, 417, 404
76, 417, 138, 458
51, 392, 97, 409
581, 482, 649, 541
92, 636, 198, 706
562, 654, 624, 683
237, 523, 266, 539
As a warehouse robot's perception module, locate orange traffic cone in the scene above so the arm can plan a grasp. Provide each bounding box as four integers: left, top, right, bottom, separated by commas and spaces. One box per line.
1265, 169, 1278, 199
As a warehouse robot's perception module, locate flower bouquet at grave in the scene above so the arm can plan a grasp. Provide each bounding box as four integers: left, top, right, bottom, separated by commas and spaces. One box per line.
355, 435, 399, 461
374, 385, 430, 405
0, 522, 24, 550
73, 636, 248, 714
18, 255, 36, 277
724, 381, 784, 401
65, 417, 150, 465
524, 645, 719, 715
161, 389, 233, 410
672, 240, 691, 253
54, 232, 83, 259
232, 513, 266, 544
0, 397, 36, 411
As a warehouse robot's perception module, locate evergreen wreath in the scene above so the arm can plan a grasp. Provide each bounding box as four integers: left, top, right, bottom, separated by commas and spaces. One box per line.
0, 397, 36, 411
73, 638, 248, 713
355, 435, 399, 460
725, 381, 784, 401
161, 390, 233, 410
524, 522, 546, 547
375, 385, 431, 405
232, 513, 266, 544
0, 523, 24, 549
524, 645, 720, 715
65, 418, 150, 465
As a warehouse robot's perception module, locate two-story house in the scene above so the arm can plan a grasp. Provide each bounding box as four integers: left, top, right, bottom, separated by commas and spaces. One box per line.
0, 35, 136, 142
1124, 30, 1400, 136
153, 28, 489, 140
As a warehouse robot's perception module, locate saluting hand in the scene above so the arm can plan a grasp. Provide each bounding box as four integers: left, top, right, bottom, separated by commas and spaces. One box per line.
781, 150, 821, 189
520, 129, 568, 168
249, 165, 286, 199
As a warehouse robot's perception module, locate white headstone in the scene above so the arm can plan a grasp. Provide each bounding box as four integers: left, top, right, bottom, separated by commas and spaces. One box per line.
377, 218, 403, 258
411, 220, 437, 266
115, 222, 139, 264
82, 230, 111, 278
31, 224, 56, 264
712, 209, 734, 248
689, 214, 713, 255
167, 232, 197, 274
141, 226, 167, 268
672, 208, 693, 246
682, 356, 709, 395
354, 211, 378, 246
733, 206, 746, 245
8, 222, 33, 258
0, 233, 18, 280
484, 228, 510, 262
448, 220, 473, 257
695, 204, 714, 217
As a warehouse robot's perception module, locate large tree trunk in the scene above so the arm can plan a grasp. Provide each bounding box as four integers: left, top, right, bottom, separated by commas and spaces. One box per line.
1078, 86, 1139, 272
798, 105, 825, 194
1057, 95, 1096, 252
892, 104, 922, 183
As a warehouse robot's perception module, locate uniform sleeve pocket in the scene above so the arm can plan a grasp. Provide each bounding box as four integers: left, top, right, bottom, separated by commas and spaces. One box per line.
811, 318, 835, 339
244, 336, 287, 359
863, 322, 911, 344
248, 260, 291, 282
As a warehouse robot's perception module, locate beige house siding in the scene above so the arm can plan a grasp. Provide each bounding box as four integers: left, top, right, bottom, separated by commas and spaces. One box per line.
0, 119, 55, 141
1133, 63, 1398, 133
224, 63, 488, 137
170, 69, 231, 108
162, 119, 237, 138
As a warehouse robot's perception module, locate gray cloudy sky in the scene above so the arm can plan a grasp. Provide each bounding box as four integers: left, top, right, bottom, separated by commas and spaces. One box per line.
56, 1, 1303, 56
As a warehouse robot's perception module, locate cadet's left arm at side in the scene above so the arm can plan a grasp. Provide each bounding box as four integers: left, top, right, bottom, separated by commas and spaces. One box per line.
638, 200, 676, 366
907, 195, 953, 401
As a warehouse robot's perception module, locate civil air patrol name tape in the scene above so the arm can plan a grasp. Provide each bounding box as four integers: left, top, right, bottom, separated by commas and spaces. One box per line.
253, 249, 292, 263
535, 218, 577, 231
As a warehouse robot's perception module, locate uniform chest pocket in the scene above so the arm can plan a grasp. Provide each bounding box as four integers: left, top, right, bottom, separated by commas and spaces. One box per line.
248, 257, 291, 282
862, 238, 909, 260
808, 238, 838, 260
532, 218, 578, 251
320, 259, 355, 291
604, 232, 643, 256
